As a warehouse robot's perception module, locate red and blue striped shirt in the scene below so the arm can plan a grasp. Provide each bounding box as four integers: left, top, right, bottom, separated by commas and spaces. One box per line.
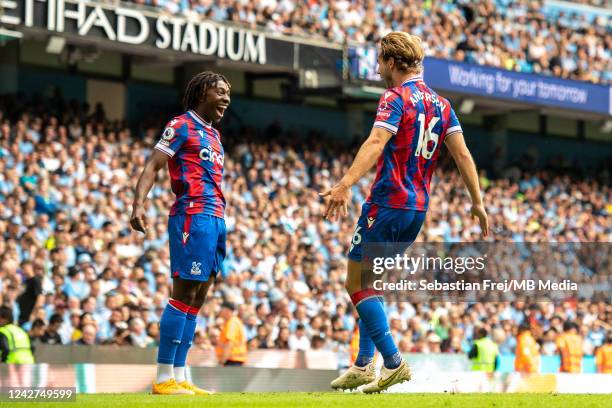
154, 110, 225, 218
368, 75, 462, 211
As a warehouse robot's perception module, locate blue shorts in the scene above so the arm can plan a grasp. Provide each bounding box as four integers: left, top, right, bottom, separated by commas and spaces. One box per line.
348, 202, 426, 262
168, 213, 226, 282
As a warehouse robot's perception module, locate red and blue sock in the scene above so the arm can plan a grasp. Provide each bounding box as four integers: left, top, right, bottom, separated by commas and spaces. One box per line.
351, 289, 402, 369
355, 318, 375, 367
157, 299, 189, 365
173, 304, 198, 369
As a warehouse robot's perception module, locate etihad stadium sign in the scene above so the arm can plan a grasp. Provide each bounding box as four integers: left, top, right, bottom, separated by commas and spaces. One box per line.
1, 0, 267, 64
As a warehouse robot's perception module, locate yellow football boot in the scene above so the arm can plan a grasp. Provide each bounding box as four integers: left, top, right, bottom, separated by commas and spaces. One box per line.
177, 381, 214, 395
152, 379, 195, 395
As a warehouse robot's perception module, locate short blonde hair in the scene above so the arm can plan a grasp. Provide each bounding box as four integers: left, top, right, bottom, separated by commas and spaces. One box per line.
380, 32, 424, 72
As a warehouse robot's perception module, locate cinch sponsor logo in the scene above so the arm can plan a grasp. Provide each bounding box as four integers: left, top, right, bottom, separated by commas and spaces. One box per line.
377, 110, 391, 120
199, 146, 224, 165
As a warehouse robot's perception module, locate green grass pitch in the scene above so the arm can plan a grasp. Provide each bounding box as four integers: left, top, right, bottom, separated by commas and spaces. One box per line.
2, 392, 611, 408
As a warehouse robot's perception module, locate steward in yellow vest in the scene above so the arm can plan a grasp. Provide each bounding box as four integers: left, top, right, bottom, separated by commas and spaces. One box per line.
469, 327, 499, 373
0, 306, 35, 364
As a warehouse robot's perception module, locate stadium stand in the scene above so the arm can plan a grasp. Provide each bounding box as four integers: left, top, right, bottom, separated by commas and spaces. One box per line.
0, 94, 609, 370
127, 0, 612, 84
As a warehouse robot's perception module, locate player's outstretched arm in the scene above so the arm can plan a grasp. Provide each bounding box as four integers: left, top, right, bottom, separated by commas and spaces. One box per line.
320, 127, 393, 221
444, 132, 489, 237
342, 127, 394, 187
130, 150, 170, 234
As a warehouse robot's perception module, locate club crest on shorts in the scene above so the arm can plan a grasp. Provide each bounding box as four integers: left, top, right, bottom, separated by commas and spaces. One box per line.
182, 232, 189, 243
367, 217, 375, 228
190, 262, 201, 275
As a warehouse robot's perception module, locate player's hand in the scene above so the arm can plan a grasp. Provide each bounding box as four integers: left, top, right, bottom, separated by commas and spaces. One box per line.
471, 203, 489, 238
319, 181, 351, 221
130, 204, 148, 234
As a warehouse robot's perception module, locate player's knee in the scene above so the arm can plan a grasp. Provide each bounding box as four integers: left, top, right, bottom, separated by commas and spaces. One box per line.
192, 276, 215, 307
343, 278, 352, 293
173, 293, 194, 305
345, 260, 362, 295
172, 280, 199, 305
344, 277, 359, 295
192, 292, 205, 308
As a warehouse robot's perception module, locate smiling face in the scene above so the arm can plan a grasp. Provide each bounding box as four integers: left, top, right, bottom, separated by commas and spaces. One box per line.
201, 80, 231, 123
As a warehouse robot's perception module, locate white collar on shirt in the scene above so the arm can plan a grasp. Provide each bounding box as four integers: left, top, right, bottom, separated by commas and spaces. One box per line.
188, 110, 212, 128
401, 75, 423, 85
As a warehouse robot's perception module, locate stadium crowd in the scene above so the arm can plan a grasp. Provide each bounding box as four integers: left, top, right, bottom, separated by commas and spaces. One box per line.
125, 0, 612, 84
0, 94, 610, 369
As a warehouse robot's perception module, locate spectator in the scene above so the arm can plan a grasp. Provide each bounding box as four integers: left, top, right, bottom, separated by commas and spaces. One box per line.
41, 314, 63, 345
216, 302, 247, 366
425, 332, 442, 354
288, 324, 310, 351
126, 0, 611, 84
16, 260, 43, 325
254, 324, 272, 349
129, 317, 154, 348
29, 318, 46, 346
398, 337, 413, 354
147, 321, 160, 346
540, 329, 558, 356
274, 326, 290, 350
109, 325, 132, 346
75, 323, 98, 345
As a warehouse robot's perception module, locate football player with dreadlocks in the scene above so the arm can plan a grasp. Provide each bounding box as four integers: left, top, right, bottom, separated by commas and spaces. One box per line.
130, 71, 231, 395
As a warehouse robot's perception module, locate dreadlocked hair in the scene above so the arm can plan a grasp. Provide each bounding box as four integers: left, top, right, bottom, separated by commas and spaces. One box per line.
182, 71, 230, 111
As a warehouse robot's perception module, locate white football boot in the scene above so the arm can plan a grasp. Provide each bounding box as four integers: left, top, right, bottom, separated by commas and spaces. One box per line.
361, 359, 412, 394
330, 362, 376, 391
